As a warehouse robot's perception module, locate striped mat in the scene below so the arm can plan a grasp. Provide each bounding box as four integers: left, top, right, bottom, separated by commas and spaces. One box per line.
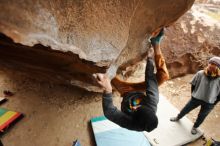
0, 108, 21, 131
91, 116, 151, 146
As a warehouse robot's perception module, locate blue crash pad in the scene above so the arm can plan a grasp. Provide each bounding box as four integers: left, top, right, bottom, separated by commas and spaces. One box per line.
91, 116, 151, 146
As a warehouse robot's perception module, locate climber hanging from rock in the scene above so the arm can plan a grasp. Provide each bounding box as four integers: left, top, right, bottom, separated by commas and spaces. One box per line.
94, 28, 169, 132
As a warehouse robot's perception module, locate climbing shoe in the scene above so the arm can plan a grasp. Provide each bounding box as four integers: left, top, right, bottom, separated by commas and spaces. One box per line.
150, 28, 164, 46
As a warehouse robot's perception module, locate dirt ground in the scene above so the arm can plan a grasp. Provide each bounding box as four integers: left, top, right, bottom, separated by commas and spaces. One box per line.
0, 68, 219, 146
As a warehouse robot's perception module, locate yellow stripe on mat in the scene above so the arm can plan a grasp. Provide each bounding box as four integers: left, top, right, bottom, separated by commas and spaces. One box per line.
0, 111, 17, 125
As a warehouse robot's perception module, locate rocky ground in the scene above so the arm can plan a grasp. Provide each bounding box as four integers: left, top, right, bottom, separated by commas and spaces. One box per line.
0, 66, 219, 146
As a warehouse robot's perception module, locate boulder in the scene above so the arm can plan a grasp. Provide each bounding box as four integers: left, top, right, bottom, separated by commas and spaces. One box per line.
0, 0, 195, 91
121, 1, 220, 80
163, 2, 220, 77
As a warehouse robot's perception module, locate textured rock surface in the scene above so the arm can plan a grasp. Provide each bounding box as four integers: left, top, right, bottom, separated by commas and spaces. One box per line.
121, 1, 220, 79
0, 0, 195, 91
163, 2, 220, 77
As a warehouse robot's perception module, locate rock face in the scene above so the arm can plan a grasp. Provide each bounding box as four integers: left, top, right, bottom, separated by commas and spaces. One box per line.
122, 2, 220, 79
0, 0, 195, 91
162, 2, 220, 78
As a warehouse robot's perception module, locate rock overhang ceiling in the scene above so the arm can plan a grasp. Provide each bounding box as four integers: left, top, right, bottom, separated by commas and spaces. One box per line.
0, 0, 195, 91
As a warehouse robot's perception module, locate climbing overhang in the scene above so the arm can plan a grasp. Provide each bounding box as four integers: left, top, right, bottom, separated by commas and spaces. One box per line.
0, 0, 195, 91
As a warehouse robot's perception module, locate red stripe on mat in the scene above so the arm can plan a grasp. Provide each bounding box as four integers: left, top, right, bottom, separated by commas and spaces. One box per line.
0, 113, 21, 131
